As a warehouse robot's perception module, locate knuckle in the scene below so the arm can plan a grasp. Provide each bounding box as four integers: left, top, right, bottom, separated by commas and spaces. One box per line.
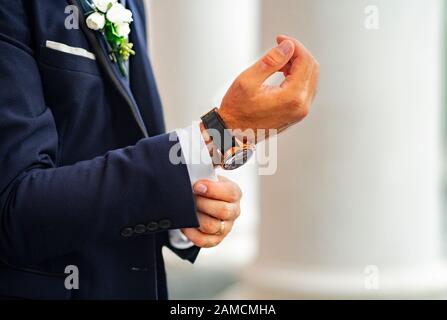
194, 236, 208, 248
301, 91, 311, 105
201, 240, 211, 248
205, 220, 218, 233
232, 78, 249, 95
225, 180, 242, 202
289, 94, 305, 109
219, 203, 234, 220
228, 188, 240, 203
238, 188, 243, 201
299, 106, 310, 119
235, 207, 242, 219
287, 93, 310, 120
296, 105, 309, 119
235, 185, 243, 201
262, 52, 281, 68
205, 238, 219, 248
201, 219, 210, 232
297, 91, 309, 104
213, 237, 223, 247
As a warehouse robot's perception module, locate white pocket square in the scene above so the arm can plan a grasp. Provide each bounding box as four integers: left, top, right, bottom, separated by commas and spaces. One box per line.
45, 40, 96, 61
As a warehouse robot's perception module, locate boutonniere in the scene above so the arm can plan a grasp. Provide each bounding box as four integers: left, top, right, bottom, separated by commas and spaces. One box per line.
85, 0, 135, 76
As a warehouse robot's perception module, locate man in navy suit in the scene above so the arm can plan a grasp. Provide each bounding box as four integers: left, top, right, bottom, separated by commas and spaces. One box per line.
0, 0, 319, 299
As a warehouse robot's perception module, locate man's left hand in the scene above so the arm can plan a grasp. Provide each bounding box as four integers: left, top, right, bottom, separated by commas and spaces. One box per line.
182, 176, 242, 248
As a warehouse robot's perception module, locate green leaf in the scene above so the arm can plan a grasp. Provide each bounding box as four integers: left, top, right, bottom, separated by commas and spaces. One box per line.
94, 7, 136, 77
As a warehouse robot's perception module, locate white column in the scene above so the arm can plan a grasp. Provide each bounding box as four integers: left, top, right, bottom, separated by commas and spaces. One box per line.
146, 0, 261, 266
228, 0, 447, 299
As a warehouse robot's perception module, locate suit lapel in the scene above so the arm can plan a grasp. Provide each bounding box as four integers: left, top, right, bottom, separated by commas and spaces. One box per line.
66, 0, 149, 138
127, 0, 167, 136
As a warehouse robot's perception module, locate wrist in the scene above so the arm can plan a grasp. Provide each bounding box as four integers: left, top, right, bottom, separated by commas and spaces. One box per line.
216, 108, 237, 131
201, 108, 256, 170
217, 108, 257, 144
200, 121, 222, 168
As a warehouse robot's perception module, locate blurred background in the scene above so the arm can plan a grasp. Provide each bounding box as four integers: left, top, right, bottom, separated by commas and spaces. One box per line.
145, 0, 447, 299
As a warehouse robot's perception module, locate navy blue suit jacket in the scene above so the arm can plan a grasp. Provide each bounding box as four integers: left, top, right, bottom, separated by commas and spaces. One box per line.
0, 0, 200, 299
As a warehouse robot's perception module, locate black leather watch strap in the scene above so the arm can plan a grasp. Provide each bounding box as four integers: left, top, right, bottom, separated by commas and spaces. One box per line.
201, 108, 235, 155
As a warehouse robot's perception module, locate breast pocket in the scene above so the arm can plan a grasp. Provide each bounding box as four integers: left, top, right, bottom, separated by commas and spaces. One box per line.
37, 41, 101, 76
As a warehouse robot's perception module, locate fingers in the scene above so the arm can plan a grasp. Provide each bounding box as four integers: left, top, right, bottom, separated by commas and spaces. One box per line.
197, 212, 223, 235
181, 228, 222, 248
193, 176, 242, 203
195, 196, 241, 221
238, 40, 295, 90
279, 61, 293, 77
197, 212, 233, 236
181, 222, 234, 248
275, 35, 319, 92
276, 35, 312, 62
188, 176, 242, 248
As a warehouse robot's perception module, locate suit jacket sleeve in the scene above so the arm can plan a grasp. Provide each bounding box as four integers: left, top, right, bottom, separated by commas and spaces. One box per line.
0, 2, 199, 267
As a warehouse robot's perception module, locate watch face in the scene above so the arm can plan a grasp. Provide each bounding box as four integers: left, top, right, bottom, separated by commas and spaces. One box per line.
222, 148, 254, 170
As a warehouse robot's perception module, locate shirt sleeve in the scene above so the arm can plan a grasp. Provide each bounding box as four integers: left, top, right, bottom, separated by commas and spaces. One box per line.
170, 121, 218, 249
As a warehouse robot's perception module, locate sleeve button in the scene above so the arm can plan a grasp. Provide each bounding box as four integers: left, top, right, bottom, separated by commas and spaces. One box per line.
147, 222, 159, 232
134, 224, 147, 234
159, 219, 172, 229
121, 227, 134, 237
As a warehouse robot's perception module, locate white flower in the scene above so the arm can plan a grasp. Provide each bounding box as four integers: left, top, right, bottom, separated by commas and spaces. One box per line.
106, 3, 133, 24
86, 12, 106, 30
92, 0, 117, 13
115, 22, 131, 37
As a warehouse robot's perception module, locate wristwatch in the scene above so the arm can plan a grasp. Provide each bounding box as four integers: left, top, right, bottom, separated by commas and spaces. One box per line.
201, 108, 255, 170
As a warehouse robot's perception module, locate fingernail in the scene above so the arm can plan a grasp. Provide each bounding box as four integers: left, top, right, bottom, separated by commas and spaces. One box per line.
278, 40, 293, 56
195, 184, 207, 194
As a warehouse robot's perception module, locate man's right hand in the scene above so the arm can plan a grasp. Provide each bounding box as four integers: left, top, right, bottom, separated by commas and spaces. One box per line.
218, 34, 319, 139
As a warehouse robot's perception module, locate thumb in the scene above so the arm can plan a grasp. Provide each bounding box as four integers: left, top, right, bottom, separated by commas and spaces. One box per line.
241, 39, 294, 88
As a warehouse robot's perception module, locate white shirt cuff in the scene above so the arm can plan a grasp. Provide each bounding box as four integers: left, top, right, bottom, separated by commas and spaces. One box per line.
169, 121, 218, 250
